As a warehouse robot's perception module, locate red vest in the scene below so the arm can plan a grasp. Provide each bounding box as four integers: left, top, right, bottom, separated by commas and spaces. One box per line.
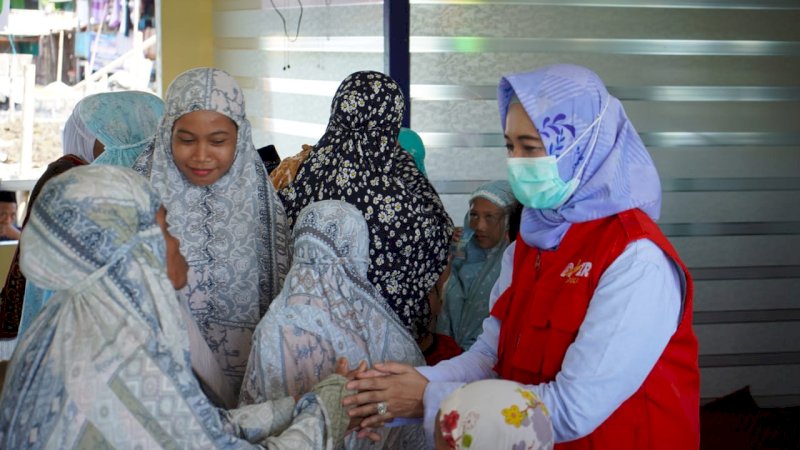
491, 209, 699, 450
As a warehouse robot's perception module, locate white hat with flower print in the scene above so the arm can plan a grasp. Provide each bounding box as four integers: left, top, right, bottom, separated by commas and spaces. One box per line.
435, 379, 554, 450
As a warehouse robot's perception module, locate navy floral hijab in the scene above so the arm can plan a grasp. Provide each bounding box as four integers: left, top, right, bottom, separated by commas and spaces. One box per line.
279, 71, 454, 340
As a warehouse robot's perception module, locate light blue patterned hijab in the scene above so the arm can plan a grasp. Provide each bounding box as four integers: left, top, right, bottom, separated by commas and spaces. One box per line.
133, 68, 291, 395
241, 199, 425, 448
18, 165, 173, 339
242, 199, 422, 401
3, 166, 334, 449
498, 64, 662, 249
86, 91, 164, 167
437, 181, 517, 350
4, 165, 192, 445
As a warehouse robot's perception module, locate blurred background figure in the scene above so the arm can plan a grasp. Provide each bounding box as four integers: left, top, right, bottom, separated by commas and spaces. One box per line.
434, 181, 518, 359
0, 191, 19, 241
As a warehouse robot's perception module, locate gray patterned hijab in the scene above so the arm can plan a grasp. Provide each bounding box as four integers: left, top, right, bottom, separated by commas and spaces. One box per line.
133, 68, 291, 394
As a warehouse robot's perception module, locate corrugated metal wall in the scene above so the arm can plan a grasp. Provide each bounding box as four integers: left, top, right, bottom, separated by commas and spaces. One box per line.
214, 0, 800, 407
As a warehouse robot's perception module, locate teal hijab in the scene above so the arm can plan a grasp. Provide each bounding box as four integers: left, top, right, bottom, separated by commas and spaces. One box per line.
86, 91, 164, 167
398, 127, 427, 176
437, 181, 517, 350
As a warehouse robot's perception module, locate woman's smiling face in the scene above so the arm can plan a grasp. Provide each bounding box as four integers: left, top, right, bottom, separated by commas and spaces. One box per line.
171, 110, 238, 186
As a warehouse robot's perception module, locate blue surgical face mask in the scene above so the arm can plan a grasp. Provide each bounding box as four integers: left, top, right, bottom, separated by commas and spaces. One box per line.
507, 156, 579, 209
506, 98, 610, 210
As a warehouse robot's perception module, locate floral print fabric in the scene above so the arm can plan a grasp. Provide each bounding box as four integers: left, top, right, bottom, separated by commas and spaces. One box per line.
278, 71, 453, 340
438, 379, 554, 450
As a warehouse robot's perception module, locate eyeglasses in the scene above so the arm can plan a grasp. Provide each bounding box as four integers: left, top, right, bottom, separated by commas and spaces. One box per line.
468, 212, 504, 227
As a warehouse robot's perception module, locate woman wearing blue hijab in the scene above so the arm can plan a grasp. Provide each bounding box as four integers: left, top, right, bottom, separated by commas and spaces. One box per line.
344, 64, 700, 450
60, 90, 164, 166
86, 90, 165, 167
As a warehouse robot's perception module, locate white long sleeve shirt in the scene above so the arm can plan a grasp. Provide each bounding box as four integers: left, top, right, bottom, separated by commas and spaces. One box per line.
416, 238, 684, 445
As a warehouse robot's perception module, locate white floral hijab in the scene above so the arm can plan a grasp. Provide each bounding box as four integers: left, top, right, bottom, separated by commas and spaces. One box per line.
438, 379, 554, 450
133, 67, 291, 394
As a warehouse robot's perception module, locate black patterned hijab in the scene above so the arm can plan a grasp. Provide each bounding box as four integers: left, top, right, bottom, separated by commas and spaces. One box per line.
279, 71, 454, 340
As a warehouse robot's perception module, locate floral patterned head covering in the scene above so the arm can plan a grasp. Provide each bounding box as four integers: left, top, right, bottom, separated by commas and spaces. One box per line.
279, 71, 453, 340
437, 379, 554, 450
133, 67, 291, 394
497, 64, 662, 249
82, 91, 164, 167
322, 70, 405, 169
